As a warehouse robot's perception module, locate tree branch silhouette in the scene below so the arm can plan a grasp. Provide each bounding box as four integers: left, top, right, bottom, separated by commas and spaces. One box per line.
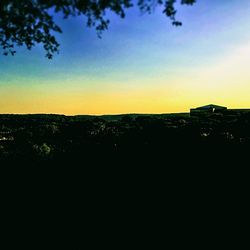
0, 0, 196, 58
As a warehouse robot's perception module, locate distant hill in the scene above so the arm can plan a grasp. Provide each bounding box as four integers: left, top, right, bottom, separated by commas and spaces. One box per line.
74, 113, 191, 121
0, 113, 190, 122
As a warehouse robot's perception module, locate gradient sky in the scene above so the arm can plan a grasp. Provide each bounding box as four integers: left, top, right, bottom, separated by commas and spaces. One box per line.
1, 0, 250, 114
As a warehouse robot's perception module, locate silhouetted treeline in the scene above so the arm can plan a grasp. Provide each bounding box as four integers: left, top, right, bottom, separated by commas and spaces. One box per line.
1, 111, 250, 165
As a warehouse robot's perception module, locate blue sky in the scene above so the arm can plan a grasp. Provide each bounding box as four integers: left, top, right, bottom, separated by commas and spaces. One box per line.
1, 0, 250, 114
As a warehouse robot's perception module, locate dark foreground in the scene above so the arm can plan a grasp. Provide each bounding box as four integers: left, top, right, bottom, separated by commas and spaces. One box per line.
0, 111, 250, 165
1, 112, 248, 249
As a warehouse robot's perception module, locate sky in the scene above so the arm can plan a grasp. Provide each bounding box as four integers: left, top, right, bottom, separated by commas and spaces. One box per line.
1, 0, 250, 115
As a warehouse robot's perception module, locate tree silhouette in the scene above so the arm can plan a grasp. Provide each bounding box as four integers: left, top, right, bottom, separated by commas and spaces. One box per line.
0, 0, 196, 58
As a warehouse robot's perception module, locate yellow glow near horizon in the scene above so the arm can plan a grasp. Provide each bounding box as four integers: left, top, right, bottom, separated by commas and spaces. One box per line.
1, 43, 250, 115
182, 43, 250, 109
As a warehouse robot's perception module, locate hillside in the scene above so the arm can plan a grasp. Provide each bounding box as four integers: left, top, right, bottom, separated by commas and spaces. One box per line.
0, 111, 250, 163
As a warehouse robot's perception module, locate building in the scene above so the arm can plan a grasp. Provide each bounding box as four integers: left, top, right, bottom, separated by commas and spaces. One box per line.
190, 104, 227, 116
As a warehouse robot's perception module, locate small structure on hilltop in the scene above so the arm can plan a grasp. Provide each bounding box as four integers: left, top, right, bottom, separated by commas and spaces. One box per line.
190, 104, 227, 116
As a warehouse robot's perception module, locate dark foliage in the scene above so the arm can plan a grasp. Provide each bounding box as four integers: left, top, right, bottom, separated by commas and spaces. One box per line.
0, 0, 196, 58
0, 110, 250, 165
